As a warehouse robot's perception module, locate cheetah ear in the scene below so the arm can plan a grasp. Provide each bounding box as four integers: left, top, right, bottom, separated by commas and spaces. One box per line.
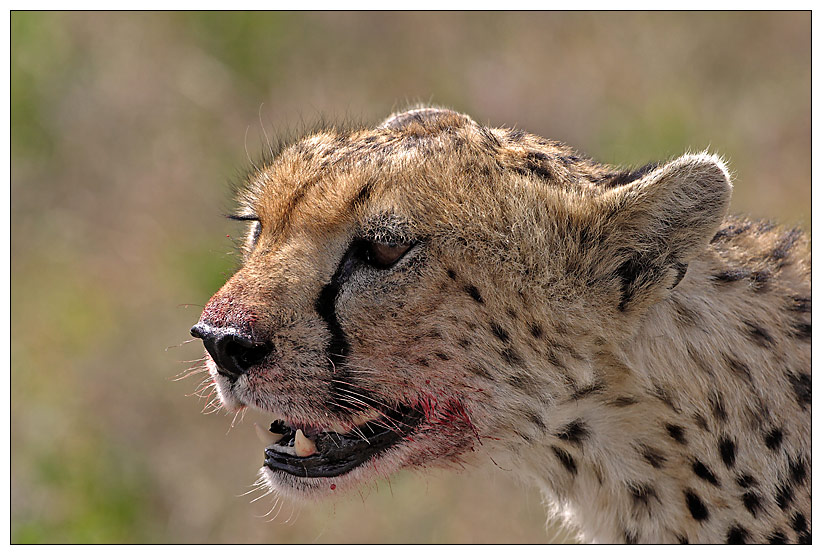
597, 152, 732, 312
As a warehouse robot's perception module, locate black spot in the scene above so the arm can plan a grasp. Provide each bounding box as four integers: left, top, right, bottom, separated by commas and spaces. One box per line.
551, 446, 577, 475
789, 457, 807, 485
746, 397, 772, 431
684, 490, 709, 521
671, 262, 689, 289
569, 381, 605, 401
718, 436, 737, 468
506, 308, 518, 320
736, 474, 757, 488
515, 430, 532, 442
434, 352, 450, 361
545, 350, 566, 371
709, 392, 727, 422
786, 372, 811, 409
744, 321, 774, 347
615, 255, 645, 311
676, 535, 689, 544
416, 358, 429, 367
775, 480, 794, 511
446, 269, 457, 280
651, 383, 679, 412
457, 338, 472, 349
693, 413, 710, 431
352, 180, 375, 206
799, 532, 812, 544
489, 322, 510, 342
464, 285, 484, 304
506, 372, 537, 391
692, 460, 720, 486
725, 356, 752, 384
522, 151, 555, 180
666, 423, 687, 444
687, 346, 715, 376
608, 396, 638, 407
624, 530, 638, 544
468, 365, 494, 381
506, 129, 525, 142
600, 162, 659, 188
529, 323, 543, 339
751, 270, 771, 291
478, 126, 501, 150
628, 482, 657, 507
576, 225, 595, 250
639, 445, 667, 468
381, 107, 460, 131
673, 298, 698, 326
789, 296, 811, 313
764, 427, 784, 451
742, 491, 762, 517
791, 512, 808, 533
767, 530, 787, 544
524, 409, 546, 431
712, 269, 749, 283
711, 221, 753, 242
770, 228, 802, 264
557, 420, 590, 444
726, 525, 749, 544
501, 347, 524, 367
792, 321, 812, 340
593, 464, 604, 485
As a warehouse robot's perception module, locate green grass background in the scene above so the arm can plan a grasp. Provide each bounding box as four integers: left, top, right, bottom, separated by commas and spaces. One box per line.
11, 11, 810, 544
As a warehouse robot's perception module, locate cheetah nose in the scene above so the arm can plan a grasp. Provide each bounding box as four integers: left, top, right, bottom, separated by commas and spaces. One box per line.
190, 323, 272, 380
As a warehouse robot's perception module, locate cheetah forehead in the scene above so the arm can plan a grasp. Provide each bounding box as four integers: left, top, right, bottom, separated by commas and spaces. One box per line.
234, 108, 644, 238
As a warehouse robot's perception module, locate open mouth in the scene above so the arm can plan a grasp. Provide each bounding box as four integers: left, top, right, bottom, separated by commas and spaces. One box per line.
262, 404, 424, 478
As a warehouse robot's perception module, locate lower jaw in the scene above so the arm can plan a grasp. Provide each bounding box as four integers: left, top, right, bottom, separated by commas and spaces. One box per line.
263, 442, 400, 479
262, 406, 423, 479
259, 448, 403, 498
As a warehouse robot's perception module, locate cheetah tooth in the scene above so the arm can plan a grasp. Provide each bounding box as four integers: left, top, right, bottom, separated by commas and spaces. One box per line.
351, 409, 381, 427
294, 429, 317, 457
254, 422, 284, 446
327, 422, 350, 434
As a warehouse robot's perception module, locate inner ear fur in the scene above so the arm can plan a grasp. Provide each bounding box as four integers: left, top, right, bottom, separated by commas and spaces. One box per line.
596, 152, 732, 312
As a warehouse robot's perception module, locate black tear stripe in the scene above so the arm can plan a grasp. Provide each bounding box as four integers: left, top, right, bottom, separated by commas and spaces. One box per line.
316, 244, 366, 413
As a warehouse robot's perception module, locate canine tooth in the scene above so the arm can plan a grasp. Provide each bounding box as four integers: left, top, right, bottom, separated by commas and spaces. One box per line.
294, 429, 317, 457
254, 422, 283, 446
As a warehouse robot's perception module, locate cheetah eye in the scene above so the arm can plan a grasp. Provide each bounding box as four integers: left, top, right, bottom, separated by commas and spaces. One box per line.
364, 241, 413, 269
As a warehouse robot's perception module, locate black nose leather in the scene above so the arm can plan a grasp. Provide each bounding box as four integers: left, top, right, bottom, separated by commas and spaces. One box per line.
190, 323, 272, 379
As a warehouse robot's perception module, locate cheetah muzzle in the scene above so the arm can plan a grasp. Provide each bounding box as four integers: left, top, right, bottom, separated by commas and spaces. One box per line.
190, 107, 811, 543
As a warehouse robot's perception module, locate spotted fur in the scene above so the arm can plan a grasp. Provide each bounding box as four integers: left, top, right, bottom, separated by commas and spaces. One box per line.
193, 107, 810, 544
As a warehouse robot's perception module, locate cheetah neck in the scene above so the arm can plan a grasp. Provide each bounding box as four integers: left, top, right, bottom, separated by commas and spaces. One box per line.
511, 247, 811, 544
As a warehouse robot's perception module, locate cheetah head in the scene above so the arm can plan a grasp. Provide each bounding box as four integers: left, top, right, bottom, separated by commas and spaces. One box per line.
190, 108, 731, 499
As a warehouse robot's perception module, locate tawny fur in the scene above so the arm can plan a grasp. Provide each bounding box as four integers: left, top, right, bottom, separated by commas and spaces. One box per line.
194, 108, 810, 544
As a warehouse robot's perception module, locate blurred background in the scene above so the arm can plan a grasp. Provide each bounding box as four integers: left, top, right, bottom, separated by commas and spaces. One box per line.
11, 11, 810, 544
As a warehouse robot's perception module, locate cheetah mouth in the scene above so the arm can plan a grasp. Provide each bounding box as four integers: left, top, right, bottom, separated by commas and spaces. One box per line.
261, 404, 424, 478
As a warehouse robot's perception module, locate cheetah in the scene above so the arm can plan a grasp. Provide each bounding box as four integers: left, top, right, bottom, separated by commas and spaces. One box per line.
190, 107, 811, 544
